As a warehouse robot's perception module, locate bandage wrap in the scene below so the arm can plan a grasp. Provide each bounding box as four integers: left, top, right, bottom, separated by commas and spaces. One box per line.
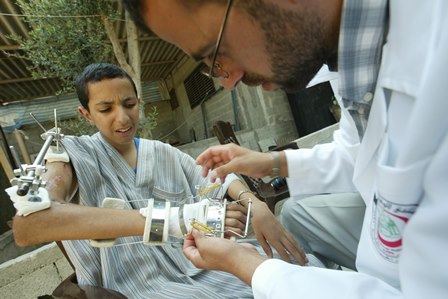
6, 186, 51, 216
44, 145, 70, 163
89, 196, 228, 248
142, 199, 171, 245
140, 197, 227, 245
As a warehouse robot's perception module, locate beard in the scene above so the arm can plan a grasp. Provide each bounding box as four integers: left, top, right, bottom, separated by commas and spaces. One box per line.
239, 1, 335, 93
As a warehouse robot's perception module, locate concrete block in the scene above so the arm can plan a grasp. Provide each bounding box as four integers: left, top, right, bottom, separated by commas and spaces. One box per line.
295, 123, 339, 148
1, 262, 65, 299
0, 243, 73, 299
258, 138, 277, 152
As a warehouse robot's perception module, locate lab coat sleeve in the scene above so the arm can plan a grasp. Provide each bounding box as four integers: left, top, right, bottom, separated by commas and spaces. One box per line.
286, 105, 360, 195
260, 3, 448, 297
252, 259, 400, 299
398, 133, 448, 299
252, 133, 448, 299
396, 13, 448, 296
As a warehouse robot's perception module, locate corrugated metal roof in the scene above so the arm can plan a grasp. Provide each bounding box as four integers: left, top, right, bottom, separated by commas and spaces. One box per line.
0, 80, 162, 131
0, 0, 187, 105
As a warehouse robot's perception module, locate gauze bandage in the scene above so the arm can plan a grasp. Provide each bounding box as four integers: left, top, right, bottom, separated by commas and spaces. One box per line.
140, 198, 226, 245
6, 185, 51, 216
44, 145, 70, 163
89, 197, 230, 248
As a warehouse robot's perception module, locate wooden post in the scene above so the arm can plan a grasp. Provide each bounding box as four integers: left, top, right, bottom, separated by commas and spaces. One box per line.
0, 145, 13, 181
13, 129, 31, 164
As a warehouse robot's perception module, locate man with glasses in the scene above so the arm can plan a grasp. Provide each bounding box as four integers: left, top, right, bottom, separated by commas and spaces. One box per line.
122, 0, 448, 298
200, 0, 232, 80
126, 0, 365, 272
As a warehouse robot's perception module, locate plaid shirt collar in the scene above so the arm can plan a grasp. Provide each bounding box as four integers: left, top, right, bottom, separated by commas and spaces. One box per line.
337, 0, 389, 139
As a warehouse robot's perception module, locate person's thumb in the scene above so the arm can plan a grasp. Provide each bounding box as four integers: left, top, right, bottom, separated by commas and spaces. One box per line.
191, 228, 206, 241
209, 164, 233, 183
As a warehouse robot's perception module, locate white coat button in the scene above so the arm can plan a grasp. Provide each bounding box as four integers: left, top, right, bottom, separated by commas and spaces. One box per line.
358, 106, 365, 115
364, 92, 373, 102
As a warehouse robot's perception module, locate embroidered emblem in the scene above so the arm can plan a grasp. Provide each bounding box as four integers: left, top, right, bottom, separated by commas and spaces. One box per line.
371, 194, 418, 263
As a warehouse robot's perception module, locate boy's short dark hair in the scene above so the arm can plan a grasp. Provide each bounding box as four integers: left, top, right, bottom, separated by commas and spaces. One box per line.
75, 63, 137, 110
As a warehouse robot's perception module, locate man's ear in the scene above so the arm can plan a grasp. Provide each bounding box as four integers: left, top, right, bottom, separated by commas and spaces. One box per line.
78, 106, 93, 124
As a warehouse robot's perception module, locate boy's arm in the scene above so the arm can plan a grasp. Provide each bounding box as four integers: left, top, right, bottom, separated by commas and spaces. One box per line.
12, 161, 145, 246
13, 202, 144, 246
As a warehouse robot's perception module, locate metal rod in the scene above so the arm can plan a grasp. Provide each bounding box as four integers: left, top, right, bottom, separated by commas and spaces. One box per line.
29, 113, 47, 133
33, 134, 54, 167
54, 109, 59, 152
244, 199, 252, 238
16, 135, 54, 196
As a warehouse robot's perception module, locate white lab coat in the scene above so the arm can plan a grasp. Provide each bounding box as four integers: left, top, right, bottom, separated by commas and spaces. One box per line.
252, 1, 448, 298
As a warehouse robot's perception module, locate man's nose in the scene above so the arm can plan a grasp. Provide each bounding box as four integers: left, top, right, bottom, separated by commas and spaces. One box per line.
219, 68, 244, 90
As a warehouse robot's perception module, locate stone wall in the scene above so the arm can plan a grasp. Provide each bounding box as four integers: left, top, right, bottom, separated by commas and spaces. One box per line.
155, 58, 298, 146
177, 123, 300, 160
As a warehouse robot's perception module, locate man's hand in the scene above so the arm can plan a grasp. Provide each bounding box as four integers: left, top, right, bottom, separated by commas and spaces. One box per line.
196, 143, 273, 183
225, 179, 307, 264
183, 229, 268, 285
6, 186, 51, 216
250, 200, 308, 265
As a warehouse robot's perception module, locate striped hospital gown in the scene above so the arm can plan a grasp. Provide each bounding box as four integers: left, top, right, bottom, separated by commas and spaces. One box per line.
61, 133, 253, 298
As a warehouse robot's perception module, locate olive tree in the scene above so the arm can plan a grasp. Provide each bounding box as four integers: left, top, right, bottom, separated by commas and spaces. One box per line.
11, 0, 143, 93
9, 0, 157, 137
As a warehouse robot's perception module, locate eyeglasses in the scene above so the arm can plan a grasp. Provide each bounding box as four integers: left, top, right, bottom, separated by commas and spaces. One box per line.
201, 0, 233, 80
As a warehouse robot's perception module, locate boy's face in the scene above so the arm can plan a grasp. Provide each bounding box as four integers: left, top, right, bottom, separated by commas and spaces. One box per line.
79, 77, 140, 150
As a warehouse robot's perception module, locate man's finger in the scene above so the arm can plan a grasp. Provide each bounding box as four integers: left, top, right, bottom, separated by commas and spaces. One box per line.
256, 234, 273, 258
284, 234, 308, 264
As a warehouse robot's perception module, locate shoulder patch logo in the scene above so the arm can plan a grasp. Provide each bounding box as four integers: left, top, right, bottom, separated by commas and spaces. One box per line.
371, 194, 418, 263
